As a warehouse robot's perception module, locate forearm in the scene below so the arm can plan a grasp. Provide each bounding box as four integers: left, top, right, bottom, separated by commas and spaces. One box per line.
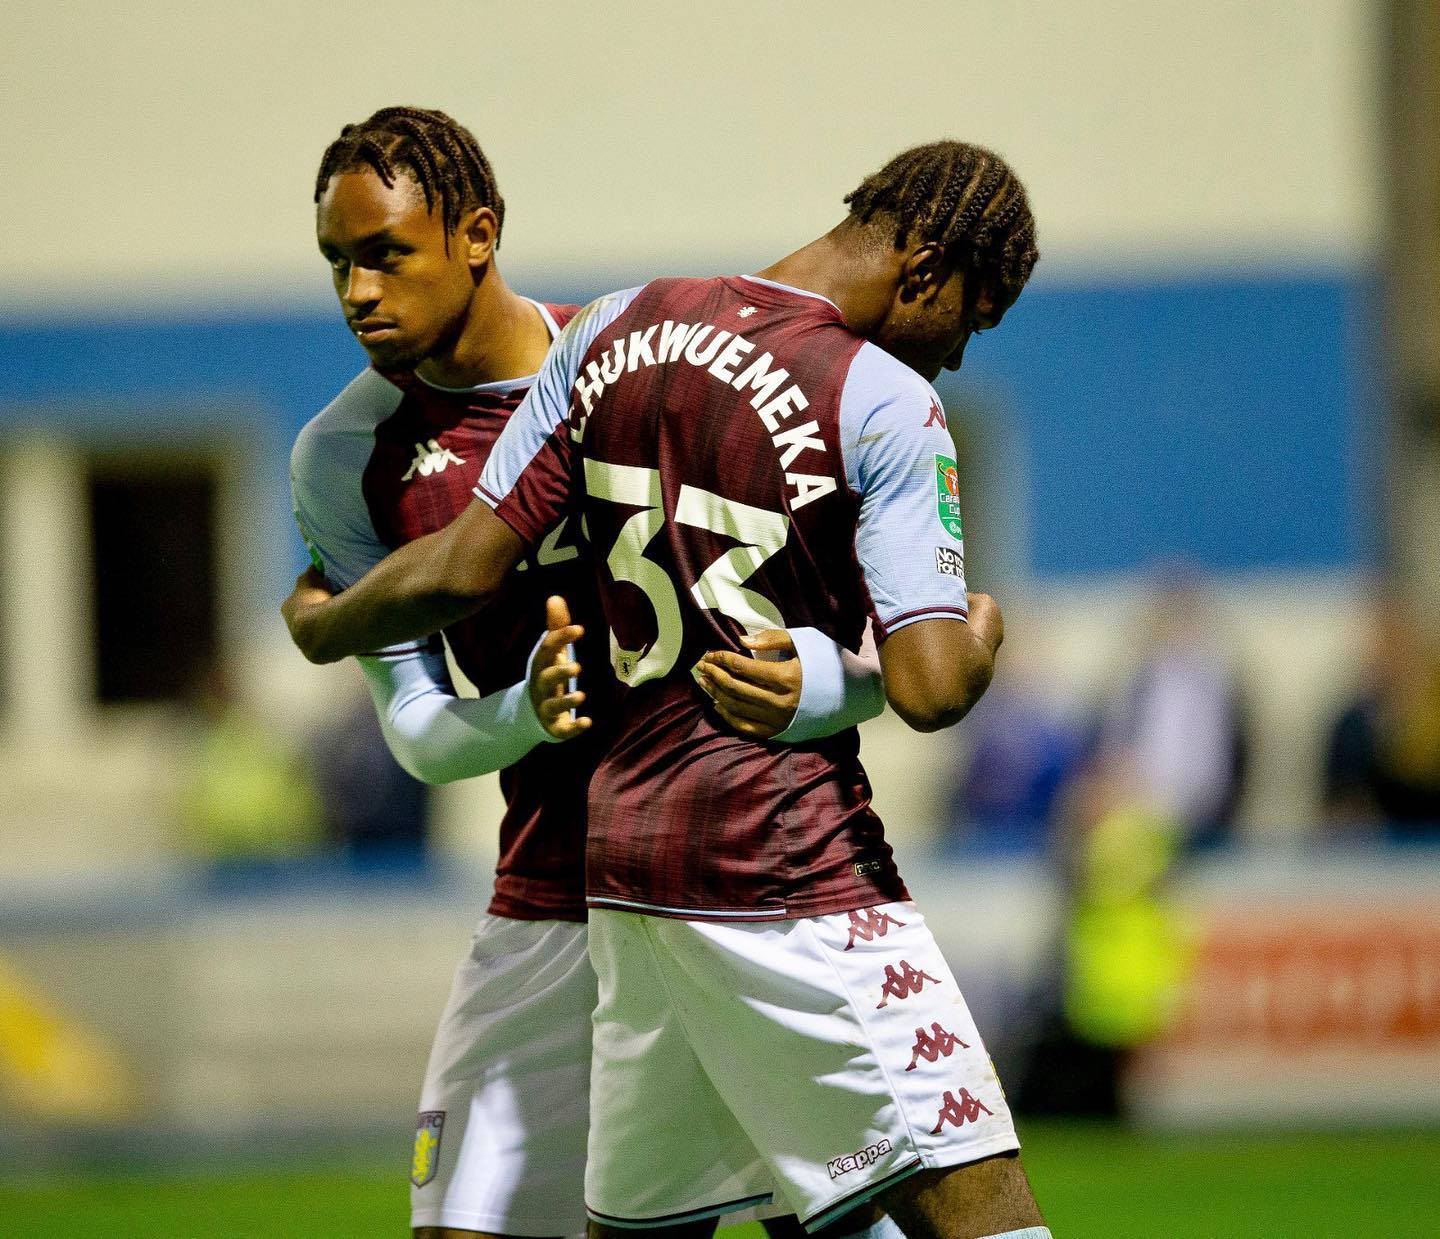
359, 653, 551, 784
880, 616, 998, 733
290, 522, 505, 664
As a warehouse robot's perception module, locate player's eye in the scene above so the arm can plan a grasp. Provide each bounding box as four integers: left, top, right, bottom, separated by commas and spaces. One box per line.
324, 252, 349, 274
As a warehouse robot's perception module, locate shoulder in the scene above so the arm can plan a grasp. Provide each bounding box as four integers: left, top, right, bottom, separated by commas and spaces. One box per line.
292, 368, 403, 481
554, 287, 647, 353
536, 301, 582, 333
838, 343, 944, 451
842, 343, 938, 421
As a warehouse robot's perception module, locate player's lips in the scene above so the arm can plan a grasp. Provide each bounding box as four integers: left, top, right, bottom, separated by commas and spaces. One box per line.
349, 319, 399, 341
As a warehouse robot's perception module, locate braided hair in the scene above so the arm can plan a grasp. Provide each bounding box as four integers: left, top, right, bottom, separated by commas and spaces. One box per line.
314, 107, 505, 247
845, 141, 1038, 297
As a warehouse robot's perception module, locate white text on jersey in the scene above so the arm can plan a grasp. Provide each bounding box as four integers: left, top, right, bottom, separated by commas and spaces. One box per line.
571, 322, 837, 512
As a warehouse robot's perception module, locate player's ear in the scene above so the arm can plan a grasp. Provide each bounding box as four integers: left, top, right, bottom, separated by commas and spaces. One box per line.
461, 206, 499, 273
898, 242, 946, 304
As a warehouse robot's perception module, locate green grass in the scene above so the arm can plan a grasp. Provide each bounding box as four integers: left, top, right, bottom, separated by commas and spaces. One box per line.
1, 1124, 1436, 1237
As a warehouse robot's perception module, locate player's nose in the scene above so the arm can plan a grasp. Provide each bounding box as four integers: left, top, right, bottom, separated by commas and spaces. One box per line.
342, 267, 381, 307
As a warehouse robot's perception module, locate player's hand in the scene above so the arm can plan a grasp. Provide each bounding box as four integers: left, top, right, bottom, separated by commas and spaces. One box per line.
530, 595, 590, 741
965, 592, 1004, 656
695, 629, 801, 739
281, 567, 336, 649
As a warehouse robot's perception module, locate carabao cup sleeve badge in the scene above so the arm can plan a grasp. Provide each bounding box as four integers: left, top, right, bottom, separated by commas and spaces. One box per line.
935, 454, 964, 540
411, 1110, 445, 1187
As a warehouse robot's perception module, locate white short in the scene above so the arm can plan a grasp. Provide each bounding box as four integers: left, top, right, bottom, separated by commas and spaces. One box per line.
411, 912, 595, 1236
585, 902, 1020, 1230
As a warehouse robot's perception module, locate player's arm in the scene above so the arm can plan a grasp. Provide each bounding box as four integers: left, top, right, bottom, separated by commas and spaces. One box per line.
877, 594, 1002, 731
283, 500, 520, 664
696, 626, 884, 741
360, 596, 589, 783
843, 353, 1003, 733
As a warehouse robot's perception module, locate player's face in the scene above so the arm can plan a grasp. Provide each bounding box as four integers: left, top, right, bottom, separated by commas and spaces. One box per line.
316, 169, 477, 370
876, 254, 1016, 382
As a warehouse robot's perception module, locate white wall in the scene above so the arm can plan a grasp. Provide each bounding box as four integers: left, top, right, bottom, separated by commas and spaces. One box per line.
4, 0, 1380, 307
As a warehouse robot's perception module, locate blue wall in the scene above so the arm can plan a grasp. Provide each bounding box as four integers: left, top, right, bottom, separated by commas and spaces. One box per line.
948, 270, 1380, 577
0, 268, 1378, 592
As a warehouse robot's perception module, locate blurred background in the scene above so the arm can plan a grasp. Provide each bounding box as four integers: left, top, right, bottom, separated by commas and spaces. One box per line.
2, 1, 1438, 1234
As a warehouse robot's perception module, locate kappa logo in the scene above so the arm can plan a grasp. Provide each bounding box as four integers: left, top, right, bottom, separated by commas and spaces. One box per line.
906, 1022, 969, 1071
930, 1088, 992, 1134
827, 1137, 893, 1179
924, 398, 947, 429
411, 1110, 445, 1186
403, 439, 466, 481
737, 305, 758, 318
875, 960, 941, 1008
844, 907, 906, 951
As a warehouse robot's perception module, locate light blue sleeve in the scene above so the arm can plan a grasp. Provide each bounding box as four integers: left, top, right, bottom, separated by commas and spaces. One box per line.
357, 638, 556, 785
290, 370, 434, 660
775, 627, 885, 742
292, 371, 557, 776
475, 286, 643, 514
839, 343, 970, 638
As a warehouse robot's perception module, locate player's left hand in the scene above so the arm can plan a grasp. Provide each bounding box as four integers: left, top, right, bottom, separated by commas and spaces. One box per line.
695, 629, 800, 739
531, 595, 590, 741
281, 567, 336, 647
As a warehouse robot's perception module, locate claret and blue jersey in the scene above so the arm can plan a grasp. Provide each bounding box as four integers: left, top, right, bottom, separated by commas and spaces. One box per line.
290, 299, 610, 923
477, 274, 972, 921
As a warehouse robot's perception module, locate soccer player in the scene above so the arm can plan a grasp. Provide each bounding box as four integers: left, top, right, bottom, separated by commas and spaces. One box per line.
284, 141, 1050, 1239
292, 108, 887, 1239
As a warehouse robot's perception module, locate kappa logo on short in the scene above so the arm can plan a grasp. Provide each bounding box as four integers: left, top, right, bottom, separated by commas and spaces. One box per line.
930, 1088, 992, 1134
875, 960, 941, 1008
924, 398, 947, 429
906, 1022, 970, 1071
411, 1110, 445, 1187
827, 1137, 893, 1180
934, 544, 964, 579
402, 439, 465, 481
844, 907, 906, 950
934, 454, 964, 540
737, 305, 758, 318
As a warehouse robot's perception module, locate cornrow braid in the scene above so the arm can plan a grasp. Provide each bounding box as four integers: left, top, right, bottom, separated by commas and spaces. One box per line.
314, 106, 505, 247
844, 140, 1038, 296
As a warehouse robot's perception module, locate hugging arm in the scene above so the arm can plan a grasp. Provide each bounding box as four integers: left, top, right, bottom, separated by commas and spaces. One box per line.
284, 499, 523, 664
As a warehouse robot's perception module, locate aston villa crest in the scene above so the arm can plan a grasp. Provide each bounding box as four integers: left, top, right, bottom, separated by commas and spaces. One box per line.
411, 1110, 445, 1187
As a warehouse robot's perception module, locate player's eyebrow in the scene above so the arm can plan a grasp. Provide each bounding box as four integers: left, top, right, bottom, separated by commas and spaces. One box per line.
320, 228, 408, 254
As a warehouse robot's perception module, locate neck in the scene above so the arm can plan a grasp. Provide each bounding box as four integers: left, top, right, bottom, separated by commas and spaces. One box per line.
754, 222, 899, 337
414, 269, 551, 388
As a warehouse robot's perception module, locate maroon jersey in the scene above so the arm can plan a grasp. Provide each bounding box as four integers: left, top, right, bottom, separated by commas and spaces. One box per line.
480, 277, 969, 920
294, 300, 614, 921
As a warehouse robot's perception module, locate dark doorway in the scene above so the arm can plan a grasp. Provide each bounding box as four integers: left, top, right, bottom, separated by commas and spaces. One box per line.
88, 456, 219, 703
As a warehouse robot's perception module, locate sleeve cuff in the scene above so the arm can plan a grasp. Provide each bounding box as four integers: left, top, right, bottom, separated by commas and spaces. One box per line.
775, 626, 885, 743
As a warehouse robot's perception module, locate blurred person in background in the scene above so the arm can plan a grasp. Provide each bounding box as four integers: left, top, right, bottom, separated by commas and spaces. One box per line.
945, 658, 1085, 856
308, 670, 433, 870
1323, 590, 1440, 840
1085, 571, 1249, 853
178, 662, 324, 878
1015, 574, 1233, 1116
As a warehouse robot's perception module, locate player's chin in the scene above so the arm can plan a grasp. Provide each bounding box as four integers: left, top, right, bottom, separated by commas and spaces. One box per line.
358, 335, 425, 370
